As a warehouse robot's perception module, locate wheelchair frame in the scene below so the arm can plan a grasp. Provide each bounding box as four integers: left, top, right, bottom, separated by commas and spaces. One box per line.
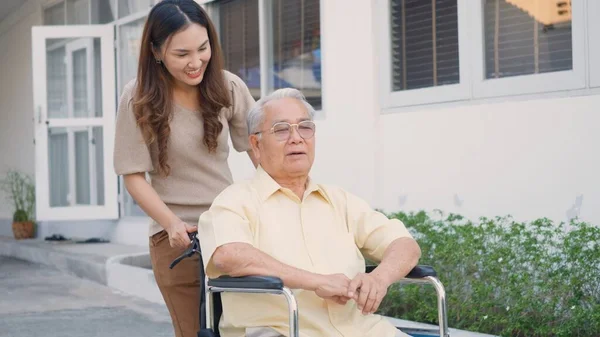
170, 233, 449, 337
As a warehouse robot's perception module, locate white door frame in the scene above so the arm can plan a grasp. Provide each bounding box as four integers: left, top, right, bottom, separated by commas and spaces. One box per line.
32, 25, 118, 221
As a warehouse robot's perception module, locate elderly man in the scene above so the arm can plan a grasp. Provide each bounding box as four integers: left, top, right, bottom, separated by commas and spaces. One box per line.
197, 88, 421, 337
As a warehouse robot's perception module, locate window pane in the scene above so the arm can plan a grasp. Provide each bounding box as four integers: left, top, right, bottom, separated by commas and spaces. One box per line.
46, 38, 102, 118
44, 2, 66, 25
46, 43, 67, 118
118, 0, 153, 19
72, 48, 89, 117
218, 0, 261, 100
48, 129, 69, 207
271, 0, 322, 110
48, 126, 105, 207
391, 0, 460, 91
67, 0, 90, 24
74, 130, 91, 204
91, 0, 117, 24
118, 17, 145, 93
484, 0, 572, 79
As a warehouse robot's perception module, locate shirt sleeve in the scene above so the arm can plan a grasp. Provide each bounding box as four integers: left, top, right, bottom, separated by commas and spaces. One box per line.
197, 184, 256, 278
113, 79, 154, 175
345, 190, 414, 262
226, 71, 255, 152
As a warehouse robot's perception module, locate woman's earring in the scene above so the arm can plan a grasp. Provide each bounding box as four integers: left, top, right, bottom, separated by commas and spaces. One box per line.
156, 59, 161, 64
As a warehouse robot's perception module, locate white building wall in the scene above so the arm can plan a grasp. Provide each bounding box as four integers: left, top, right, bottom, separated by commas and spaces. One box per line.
0, 0, 42, 220
378, 95, 600, 225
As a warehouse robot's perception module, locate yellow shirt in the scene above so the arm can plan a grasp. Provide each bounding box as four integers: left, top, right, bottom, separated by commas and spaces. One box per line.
198, 166, 414, 337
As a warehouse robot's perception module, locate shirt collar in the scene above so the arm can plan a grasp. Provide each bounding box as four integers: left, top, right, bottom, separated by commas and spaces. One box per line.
252, 165, 332, 204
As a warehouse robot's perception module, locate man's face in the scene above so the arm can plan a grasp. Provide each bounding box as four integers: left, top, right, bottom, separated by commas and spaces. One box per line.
250, 97, 316, 181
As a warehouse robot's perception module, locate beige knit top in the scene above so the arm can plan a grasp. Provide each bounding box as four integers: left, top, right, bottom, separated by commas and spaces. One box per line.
113, 70, 254, 236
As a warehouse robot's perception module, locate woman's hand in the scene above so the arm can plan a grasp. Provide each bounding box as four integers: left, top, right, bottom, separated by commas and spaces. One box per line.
166, 219, 197, 249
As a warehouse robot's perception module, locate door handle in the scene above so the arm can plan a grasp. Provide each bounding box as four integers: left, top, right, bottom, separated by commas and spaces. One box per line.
36, 106, 50, 126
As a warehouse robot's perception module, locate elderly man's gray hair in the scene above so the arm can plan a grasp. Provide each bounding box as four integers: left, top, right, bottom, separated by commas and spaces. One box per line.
246, 88, 316, 134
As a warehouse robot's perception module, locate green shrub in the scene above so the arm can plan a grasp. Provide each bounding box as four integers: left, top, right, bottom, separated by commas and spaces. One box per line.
0, 170, 35, 222
13, 209, 29, 222
377, 210, 600, 337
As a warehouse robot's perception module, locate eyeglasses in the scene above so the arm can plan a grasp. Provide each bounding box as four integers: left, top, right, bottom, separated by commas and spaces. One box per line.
254, 120, 316, 141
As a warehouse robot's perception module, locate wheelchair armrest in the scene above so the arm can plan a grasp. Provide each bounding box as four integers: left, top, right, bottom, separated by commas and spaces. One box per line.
208, 275, 284, 290
406, 265, 437, 278
366, 264, 437, 278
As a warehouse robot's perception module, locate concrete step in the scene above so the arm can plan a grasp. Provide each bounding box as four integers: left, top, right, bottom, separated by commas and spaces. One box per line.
0, 236, 163, 304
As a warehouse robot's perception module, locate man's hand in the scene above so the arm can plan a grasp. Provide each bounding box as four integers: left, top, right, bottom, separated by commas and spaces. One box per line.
166, 219, 197, 249
315, 273, 352, 305
348, 272, 391, 315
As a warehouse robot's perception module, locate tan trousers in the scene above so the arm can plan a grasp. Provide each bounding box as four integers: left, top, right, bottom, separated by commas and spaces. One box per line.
150, 230, 201, 337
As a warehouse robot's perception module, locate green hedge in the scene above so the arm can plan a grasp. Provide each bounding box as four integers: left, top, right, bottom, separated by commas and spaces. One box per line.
377, 211, 600, 337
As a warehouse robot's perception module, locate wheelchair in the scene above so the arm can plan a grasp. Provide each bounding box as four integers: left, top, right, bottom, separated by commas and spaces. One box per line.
170, 233, 449, 337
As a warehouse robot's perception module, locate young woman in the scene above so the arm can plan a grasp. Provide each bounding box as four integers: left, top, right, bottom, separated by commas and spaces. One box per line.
113, 1, 257, 336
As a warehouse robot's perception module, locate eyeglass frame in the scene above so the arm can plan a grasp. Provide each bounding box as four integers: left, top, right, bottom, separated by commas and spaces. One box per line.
253, 120, 316, 140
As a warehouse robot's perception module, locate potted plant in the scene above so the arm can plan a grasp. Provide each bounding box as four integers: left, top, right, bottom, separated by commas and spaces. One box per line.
0, 170, 36, 239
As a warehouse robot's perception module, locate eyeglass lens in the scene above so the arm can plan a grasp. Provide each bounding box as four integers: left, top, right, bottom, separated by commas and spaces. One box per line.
272, 121, 315, 140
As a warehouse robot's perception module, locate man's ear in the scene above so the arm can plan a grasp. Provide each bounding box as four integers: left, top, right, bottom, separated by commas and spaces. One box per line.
249, 134, 261, 160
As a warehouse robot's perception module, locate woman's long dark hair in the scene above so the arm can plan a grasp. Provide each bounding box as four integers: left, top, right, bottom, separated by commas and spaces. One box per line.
133, 0, 230, 176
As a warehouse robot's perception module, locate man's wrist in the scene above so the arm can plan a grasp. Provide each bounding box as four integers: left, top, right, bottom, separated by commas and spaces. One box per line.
302, 272, 325, 291
370, 265, 395, 287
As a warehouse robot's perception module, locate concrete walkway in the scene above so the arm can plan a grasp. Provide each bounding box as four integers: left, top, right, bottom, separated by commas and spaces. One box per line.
0, 236, 496, 337
1, 256, 173, 337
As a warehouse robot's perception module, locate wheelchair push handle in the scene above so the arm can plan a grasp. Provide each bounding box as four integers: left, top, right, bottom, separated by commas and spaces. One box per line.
169, 232, 200, 269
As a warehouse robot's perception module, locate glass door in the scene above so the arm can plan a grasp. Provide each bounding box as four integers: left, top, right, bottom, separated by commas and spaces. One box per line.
32, 25, 118, 221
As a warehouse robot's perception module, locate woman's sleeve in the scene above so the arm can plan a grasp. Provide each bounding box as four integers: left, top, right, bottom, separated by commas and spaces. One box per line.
226, 72, 255, 152
113, 80, 154, 175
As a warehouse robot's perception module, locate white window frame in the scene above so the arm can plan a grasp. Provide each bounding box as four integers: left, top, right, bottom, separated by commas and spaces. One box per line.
470, 0, 587, 98
376, 0, 471, 109
378, 0, 593, 110
589, 0, 600, 88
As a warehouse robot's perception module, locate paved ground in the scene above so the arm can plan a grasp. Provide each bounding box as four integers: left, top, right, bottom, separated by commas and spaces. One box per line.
0, 256, 173, 337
